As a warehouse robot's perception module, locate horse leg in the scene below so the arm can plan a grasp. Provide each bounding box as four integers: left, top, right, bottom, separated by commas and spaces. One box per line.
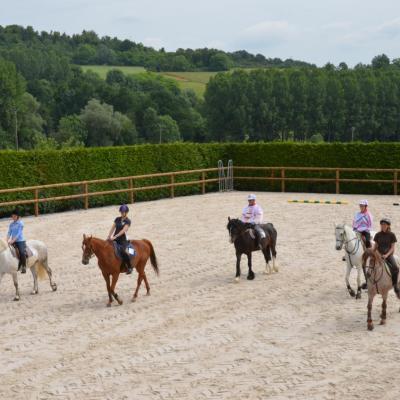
142, 272, 151, 296
345, 263, 355, 297
355, 267, 362, 299
102, 272, 113, 307
41, 258, 57, 292
271, 243, 278, 272
30, 263, 39, 295
380, 292, 388, 325
10, 272, 20, 301
262, 247, 272, 275
110, 273, 123, 305
247, 253, 255, 280
132, 274, 144, 302
235, 252, 242, 283
367, 294, 374, 331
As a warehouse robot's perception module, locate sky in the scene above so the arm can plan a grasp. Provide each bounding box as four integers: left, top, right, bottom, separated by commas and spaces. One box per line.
1, 0, 400, 66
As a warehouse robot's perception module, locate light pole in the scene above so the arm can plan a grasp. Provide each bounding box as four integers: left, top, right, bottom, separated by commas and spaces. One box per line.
351, 126, 355, 142
159, 124, 162, 144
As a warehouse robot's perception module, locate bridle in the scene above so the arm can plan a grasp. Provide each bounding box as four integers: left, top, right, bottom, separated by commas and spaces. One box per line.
82, 240, 95, 262
336, 226, 361, 264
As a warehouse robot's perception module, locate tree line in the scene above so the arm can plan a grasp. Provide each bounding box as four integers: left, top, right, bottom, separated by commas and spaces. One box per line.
0, 25, 313, 72
205, 57, 400, 142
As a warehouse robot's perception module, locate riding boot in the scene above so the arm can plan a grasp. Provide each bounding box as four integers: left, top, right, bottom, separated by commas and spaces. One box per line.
124, 254, 133, 275
19, 255, 26, 274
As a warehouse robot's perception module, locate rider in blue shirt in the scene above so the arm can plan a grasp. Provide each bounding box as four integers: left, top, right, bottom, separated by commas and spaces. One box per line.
7, 209, 26, 273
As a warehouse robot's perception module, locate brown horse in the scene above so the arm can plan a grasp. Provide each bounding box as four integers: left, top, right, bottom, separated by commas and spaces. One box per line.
81, 235, 159, 306
362, 249, 400, 330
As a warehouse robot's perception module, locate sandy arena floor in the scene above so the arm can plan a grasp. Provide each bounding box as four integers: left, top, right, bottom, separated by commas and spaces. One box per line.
1, 191, 400, 399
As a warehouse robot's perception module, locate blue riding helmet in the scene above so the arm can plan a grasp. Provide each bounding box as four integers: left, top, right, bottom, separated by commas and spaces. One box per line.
119, 204, 129, 213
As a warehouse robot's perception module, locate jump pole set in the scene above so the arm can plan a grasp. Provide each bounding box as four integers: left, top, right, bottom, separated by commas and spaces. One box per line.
288, 199, 348, 205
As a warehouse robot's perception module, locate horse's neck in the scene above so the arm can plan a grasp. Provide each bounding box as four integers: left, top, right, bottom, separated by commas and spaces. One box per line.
91, 238, 111, 254
344, 225, 356, 240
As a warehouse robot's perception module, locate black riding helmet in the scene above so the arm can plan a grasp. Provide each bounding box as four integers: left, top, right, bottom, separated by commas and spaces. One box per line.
380, 218, 391, 225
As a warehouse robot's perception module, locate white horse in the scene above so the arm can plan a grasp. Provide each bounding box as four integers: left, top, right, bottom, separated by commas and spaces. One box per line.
334, 224, 373, 299
0, 239, 57, 301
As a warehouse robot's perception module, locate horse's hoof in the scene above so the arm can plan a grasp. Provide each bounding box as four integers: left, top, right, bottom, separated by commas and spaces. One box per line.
146, 292, 151, 296
51, 283, 57, 292
31, 290, 38, 295
131, 297, 137, 302
106, 303, 112, 307
349, 290, 356, 297
118, 301, 123, 305
380, 320, 386, 325
361, 283, 368, 290
247, 274, 255, 281
367, 324, 374, 331
234, 277, 240, 283
13, 296, 20, 302
356, 293, 361, 300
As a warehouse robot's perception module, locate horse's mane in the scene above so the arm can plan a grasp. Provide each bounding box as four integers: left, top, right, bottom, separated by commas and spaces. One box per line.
362, 248, 383, 265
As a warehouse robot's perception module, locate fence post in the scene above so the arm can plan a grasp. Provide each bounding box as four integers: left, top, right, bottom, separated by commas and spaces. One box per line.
128, 178, 134, 203
394, 171, 398, 196
270, 169, 275, 191
34, 189, 39, 217
201, 171, 206, 194
83, 183, 89, 210
336, 169, 340, 194
170, 174, 175, 198
281, 169, 285, 192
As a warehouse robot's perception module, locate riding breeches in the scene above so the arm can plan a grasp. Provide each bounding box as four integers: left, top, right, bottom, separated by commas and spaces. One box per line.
13, 241, 26, 268
360, 231, 371, 248
253, 224, 266, 241
385, 255, 399, 286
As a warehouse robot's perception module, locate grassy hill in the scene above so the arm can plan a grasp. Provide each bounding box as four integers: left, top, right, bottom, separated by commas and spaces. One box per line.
80, 65, 217, 97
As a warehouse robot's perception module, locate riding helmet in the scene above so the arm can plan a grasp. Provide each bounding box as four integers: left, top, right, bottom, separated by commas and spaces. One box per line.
119, 204, 129, 213
359, 199, 368, 206
380, 218, 391, 225
248, 194, 256, 201
11, 208, 20, 217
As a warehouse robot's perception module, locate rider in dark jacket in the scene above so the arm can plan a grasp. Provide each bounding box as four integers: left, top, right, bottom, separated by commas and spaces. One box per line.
107, 204, 133, 274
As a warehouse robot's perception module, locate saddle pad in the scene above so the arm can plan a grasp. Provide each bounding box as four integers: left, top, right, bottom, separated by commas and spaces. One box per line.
10, 246, 33, 259
112, 242, 135, 260
246, 229, 256, 240
384, 261, 392, 277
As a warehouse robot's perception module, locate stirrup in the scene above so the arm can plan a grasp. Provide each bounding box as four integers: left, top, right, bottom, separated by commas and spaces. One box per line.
21, 265, 26, 274
126, 266, 133, 275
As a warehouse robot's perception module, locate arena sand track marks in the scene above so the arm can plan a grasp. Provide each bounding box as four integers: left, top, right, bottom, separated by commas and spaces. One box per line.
0, 192, 400, 399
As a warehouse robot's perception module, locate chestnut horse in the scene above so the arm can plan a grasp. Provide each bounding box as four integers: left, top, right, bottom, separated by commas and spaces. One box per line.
81, 235, 159, 306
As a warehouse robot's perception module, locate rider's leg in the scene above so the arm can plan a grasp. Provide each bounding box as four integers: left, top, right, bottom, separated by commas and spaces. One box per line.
123, 250, 133, 275
385, 255, 400, 297
254, 225, 265, 249
364, 231, 371, 248
15, 241, 26, 273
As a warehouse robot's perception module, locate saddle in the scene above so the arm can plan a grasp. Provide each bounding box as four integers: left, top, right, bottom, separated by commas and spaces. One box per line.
10, 245, 33, 260
112, 241, 136, 260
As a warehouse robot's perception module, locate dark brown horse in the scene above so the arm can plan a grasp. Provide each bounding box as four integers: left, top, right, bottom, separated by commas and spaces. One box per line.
227, 218, 278, 282
82, 235, 159, 306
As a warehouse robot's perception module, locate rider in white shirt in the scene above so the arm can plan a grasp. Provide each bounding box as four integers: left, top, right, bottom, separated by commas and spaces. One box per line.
241, 194, 265, 247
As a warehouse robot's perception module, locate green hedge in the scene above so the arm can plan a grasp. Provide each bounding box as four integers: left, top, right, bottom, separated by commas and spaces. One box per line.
0, 142, 398, 216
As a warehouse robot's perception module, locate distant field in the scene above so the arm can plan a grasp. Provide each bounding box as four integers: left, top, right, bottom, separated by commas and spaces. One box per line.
80, 65, 219, 97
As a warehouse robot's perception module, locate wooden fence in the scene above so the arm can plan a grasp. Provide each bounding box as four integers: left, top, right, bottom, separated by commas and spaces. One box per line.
0, 168, 220, 216
234, 166, 399, 195
0, 166, 398, 216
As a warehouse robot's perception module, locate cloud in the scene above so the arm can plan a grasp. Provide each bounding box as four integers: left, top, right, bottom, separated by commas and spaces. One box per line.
115, 15, 141, 25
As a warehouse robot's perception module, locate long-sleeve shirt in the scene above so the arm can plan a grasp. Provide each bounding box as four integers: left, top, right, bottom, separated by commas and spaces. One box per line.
352, 211, 373, 232
241, 204, 264, 224
7, 219, 25, 242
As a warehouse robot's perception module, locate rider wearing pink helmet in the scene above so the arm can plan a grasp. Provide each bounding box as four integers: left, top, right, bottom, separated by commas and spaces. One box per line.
352, 199, 373, 248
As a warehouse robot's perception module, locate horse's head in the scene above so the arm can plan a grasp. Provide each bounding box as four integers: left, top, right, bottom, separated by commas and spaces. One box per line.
334, 223, 345, 250
362, 248, 382, 280
0, 239, 8, 254
82, 234, 94, 265
227, 217, 245, 243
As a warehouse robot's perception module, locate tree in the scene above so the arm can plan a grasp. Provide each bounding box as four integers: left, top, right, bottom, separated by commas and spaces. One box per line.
371, 54, 390, 69
209, 53, 232, 71
142, 107, 180, 143
54, 114, 88, 146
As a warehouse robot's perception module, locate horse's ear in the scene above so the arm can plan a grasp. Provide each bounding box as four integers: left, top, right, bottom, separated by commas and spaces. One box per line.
83, 234, 86, 239
228, 216, 231, 221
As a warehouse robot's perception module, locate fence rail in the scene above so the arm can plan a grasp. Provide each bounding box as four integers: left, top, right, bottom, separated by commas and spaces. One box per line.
0, 166, 398, 216
233, 166, 399, 196
0, 168, 221, 216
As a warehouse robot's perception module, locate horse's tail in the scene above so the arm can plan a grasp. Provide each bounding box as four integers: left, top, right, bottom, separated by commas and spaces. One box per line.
35, 261, 48, 280
143, 239, 159, 276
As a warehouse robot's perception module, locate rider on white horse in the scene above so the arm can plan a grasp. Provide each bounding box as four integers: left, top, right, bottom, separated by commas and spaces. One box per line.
241, 194, 265, 248
373, 218, 400, 298
352, 199, 373, 248
7, 209, 27, 273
